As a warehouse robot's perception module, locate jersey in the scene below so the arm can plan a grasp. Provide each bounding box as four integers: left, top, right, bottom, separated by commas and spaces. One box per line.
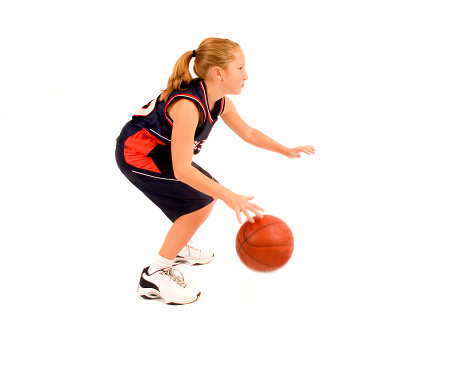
116, 78, 225, 179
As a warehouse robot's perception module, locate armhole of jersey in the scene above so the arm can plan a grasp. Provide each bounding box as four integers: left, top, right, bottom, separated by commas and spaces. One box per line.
164, 94, 206, 127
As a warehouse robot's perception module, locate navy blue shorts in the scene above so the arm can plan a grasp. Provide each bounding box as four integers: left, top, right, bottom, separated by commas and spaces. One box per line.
115, 145, 217, 222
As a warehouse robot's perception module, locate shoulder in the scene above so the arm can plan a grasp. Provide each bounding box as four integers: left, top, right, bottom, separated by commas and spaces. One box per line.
167, 97, 199, 120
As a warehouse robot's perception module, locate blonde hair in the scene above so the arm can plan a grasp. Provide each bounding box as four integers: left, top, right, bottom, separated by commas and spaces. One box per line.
160, 37, 241, 101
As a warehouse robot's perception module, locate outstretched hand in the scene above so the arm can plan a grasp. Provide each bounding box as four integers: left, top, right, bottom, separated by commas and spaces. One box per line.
223, 191, 264, 224
286, 145, 316, 159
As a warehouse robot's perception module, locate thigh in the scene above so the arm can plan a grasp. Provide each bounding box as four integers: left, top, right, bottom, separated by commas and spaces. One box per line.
116, 145, 217, 222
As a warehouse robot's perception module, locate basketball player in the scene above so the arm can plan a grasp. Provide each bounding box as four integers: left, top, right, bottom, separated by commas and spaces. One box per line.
115, 37, 315, 304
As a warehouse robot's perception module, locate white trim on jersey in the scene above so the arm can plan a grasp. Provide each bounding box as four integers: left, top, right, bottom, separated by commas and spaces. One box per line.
132, 170, 180, 181
134, 99, 157, 117
199, 81, 214, 124
146, 128, 171, 142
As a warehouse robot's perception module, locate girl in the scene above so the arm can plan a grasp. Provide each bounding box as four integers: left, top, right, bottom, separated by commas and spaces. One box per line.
115, 37, 315, 305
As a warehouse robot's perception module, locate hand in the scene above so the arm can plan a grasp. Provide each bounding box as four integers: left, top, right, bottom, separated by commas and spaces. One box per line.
286, 145, 316, 159
223, 191, 265, 224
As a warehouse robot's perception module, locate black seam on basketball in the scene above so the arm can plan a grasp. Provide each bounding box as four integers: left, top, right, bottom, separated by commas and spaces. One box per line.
238, 222, 251, 255
243, 222, 288, 242
241, 222, 293, 248
242, 242, 294, 248
238, 224, 281, 269
237, 221, 285, 253
237, 220, 292, 270
237, 249, 249, 267
236, 233, 245, 256
238, 241, 279, 269
237, 236, 250, 267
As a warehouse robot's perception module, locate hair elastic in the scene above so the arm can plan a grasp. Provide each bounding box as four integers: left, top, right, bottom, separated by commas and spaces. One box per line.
192, 50, 196, 57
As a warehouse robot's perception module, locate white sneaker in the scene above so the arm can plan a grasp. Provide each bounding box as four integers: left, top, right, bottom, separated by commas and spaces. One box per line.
174, 241, 214, 266
138, 267, 201, 305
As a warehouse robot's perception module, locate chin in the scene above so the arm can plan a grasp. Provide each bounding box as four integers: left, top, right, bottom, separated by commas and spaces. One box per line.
227, 87, 243, 96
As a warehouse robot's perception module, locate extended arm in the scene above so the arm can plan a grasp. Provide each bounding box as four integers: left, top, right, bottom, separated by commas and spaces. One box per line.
220, 97, 315, 158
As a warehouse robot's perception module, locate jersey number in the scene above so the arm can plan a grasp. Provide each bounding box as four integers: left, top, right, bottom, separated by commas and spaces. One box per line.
134, 99, 156, 117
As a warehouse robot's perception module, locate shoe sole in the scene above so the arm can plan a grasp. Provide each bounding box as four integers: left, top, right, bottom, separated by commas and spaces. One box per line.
173, 253, 214, 266
138, 287, 201, 305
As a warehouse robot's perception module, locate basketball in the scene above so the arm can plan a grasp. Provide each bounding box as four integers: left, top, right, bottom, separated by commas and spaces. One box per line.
235, 215, 294, 272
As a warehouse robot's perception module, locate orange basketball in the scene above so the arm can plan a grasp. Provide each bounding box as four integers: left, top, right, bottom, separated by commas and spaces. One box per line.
235, 215, 294, 272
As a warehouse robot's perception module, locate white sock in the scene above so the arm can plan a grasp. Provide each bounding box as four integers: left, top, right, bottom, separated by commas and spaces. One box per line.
148, 254, 174, 275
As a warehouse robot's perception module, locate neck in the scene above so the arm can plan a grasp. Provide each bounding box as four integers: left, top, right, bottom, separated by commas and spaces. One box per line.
203, 78, 224, 110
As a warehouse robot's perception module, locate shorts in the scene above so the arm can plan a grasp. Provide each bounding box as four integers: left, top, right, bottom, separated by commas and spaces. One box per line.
115, 145, 217, 222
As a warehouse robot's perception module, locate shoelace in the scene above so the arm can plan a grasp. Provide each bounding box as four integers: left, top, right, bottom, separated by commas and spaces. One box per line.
186, 244, 202, 259
161, 268, 187, 288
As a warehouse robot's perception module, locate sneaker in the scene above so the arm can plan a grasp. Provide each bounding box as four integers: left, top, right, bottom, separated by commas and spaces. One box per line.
174, 240, 214, 266
138, 266, 201, 305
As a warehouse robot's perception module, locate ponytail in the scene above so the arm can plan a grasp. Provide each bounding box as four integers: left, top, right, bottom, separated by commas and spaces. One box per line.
160, 51, 195, 101
160, 38, 241, 101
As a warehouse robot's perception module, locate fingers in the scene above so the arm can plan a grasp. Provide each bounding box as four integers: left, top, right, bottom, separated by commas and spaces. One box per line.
225, 192, 265, 224
299, 146, 315, 155
236, 200, 265, 224
292, 145, 315, 157
286, 146, 315, 159
243, 209, 255, 224
303, 145, 316, 154
250, 202, 265, 219
236, 210, 242, 224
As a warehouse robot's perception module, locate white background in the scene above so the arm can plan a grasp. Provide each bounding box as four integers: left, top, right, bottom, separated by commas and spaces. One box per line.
1, 0, 450, 380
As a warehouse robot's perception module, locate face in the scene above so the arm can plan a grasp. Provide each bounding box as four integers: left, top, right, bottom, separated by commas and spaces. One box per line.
220, 48, 248, 95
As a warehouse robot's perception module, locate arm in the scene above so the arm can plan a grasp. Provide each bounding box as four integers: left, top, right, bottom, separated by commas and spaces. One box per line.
170, 99, 263, 223
220, 97, 315, 158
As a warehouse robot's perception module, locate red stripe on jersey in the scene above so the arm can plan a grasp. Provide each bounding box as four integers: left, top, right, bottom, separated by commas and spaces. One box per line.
164, 94, 206, 126
123, 128, 165, 173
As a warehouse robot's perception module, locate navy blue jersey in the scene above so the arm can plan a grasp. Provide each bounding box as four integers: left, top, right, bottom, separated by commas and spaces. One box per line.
116, 78, 225, 179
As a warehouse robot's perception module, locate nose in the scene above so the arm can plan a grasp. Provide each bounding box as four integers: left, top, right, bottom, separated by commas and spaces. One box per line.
244, 69, 248, 81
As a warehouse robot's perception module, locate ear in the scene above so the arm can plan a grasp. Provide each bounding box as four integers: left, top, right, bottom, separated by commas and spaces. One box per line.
211, 66, 224, 81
